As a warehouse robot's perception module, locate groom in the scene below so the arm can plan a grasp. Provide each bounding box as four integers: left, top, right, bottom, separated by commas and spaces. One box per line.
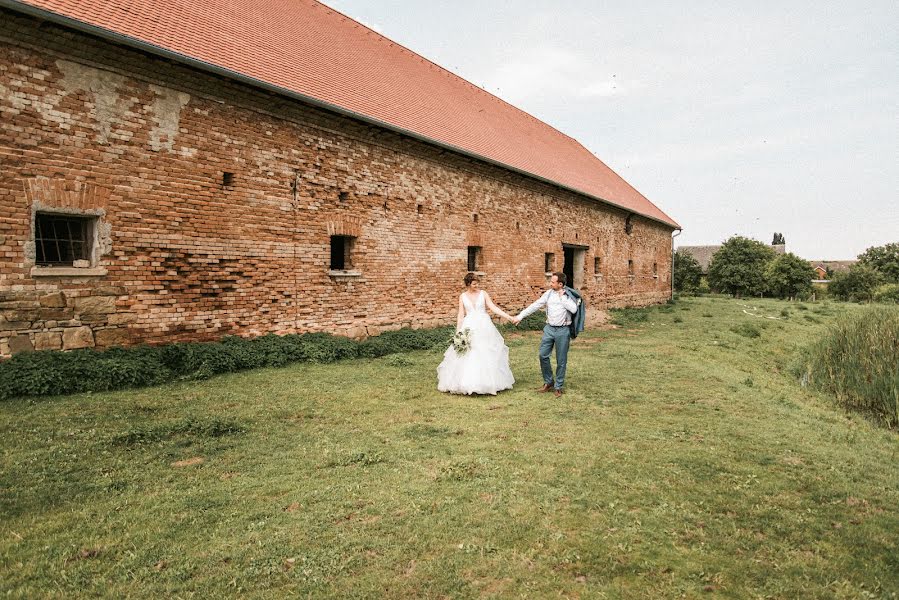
514, 272, 579, 398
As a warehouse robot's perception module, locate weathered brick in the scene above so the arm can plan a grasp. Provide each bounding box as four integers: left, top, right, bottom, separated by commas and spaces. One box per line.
2, 310, 39, 322
8, 334, 33, 354
94, 327, 130, 347
62, 326, 94, 350
0, 317, 32, 331
107, 312, 138, 325
34, 331, 62, 350
39, 292, 66, 307
38, 308, 73, 320
0, 10, 675, 358
94, 286, 127, 296
73, 296, 116, 315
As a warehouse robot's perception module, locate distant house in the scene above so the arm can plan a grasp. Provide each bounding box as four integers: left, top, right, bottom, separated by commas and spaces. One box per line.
808, 260, 857, 282
678, 243, 786, 274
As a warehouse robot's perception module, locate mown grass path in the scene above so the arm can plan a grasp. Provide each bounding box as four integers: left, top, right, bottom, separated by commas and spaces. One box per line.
2, 297, 897, 598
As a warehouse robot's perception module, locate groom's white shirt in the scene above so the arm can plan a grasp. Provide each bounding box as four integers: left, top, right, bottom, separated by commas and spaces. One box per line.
517, 290, 578, 326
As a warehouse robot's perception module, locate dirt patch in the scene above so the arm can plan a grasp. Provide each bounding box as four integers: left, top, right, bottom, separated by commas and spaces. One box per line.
66, 548, 101, 563
171, 457, 204, 467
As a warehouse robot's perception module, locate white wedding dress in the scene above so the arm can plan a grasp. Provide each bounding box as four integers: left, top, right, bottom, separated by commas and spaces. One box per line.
437, 290, 515, 395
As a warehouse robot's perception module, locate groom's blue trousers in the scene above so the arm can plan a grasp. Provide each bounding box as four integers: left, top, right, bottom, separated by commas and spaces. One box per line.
539, 324, 571, 390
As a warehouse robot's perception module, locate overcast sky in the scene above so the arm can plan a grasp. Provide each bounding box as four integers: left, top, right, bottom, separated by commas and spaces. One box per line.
319, 0, 897, 260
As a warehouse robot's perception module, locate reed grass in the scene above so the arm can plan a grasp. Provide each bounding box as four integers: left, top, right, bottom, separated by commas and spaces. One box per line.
796, 305, 899, 428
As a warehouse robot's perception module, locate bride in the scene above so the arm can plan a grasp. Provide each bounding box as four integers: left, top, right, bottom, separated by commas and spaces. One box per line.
437, 273, 516, 395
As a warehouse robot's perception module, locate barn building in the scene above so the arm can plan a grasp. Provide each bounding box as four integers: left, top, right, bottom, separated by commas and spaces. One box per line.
0, 0, 680, 357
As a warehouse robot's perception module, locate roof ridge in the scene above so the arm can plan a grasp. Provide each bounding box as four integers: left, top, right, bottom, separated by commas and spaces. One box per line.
7, 0, 679, 229
313, 0, 573, 139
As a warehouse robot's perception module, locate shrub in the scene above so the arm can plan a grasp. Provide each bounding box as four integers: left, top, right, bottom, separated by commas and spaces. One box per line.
828, 265, 884, 302
873, 283, 899, 304
765, 253, 816, 299
357, 327, 452, 358
0, 327, 451, 401
0, 346, 171, 399
857, 242, 899, 283
673, 250, 702, 293
515, 312, 546, 331
794, 306, 899, 428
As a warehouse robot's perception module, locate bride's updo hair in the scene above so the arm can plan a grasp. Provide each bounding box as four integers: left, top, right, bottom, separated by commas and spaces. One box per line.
464, 272, 478, 287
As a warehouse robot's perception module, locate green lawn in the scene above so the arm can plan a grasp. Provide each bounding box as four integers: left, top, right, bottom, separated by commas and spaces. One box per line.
1, 297, 897, 598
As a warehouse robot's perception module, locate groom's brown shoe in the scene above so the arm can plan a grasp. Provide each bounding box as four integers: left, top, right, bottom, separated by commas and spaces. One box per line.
554, 388, 563, 398
537, 383, 553, 393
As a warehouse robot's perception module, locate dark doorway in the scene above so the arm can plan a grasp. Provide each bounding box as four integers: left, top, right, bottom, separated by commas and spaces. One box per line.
563, 246, 575, 287
562, 243, 588, 289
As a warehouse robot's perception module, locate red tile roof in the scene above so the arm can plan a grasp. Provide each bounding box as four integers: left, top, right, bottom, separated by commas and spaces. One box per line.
9, 0, 679, 228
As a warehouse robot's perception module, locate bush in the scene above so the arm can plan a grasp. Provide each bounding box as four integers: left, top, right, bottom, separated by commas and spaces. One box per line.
673, 250, 702, 293
516, 312, 546, 331
0, 346, 171, 399
828, 265, 883, 302
857, 242, 899, 283
873, 283, 899, 304
793, 306, 899, 428
357, 327, 452, 358
765, 253, 816, 299
0, 326, 449, 401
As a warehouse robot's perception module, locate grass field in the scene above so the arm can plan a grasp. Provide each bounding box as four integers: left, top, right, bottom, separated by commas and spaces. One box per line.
1, 297, 897, 598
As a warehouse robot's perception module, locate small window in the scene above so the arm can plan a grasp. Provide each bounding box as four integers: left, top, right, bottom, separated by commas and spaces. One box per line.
467, 246, 481, 272
628, 259, 634, 276
594, 256, 601, 274
35, 213, 95, 266
625, 214, 633, 235
653, 262, 658, 278
222, 172, 234, 186
416, 204, 423, 215
544, 252, 555, 273
338, 191, 349, 203
473, 213, 478, 223
330, 235, 355, 270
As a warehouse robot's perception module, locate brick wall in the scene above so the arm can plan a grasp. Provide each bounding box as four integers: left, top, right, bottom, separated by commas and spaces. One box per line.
0, 10, 674, 357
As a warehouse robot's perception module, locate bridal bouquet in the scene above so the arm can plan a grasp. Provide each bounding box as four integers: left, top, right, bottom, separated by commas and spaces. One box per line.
451, 328, 472, 355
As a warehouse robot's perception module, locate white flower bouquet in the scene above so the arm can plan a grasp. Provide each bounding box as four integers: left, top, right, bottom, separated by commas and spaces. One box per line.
451, 328, 472, 355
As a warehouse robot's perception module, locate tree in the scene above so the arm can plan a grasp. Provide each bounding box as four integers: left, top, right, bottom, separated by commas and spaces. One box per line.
828, 264, 884, 302
707, 236, 776, 297
857, 242, 899, 283
673, 250, 702, 293
765, 252, 816, 299
772, 232, 785, 245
